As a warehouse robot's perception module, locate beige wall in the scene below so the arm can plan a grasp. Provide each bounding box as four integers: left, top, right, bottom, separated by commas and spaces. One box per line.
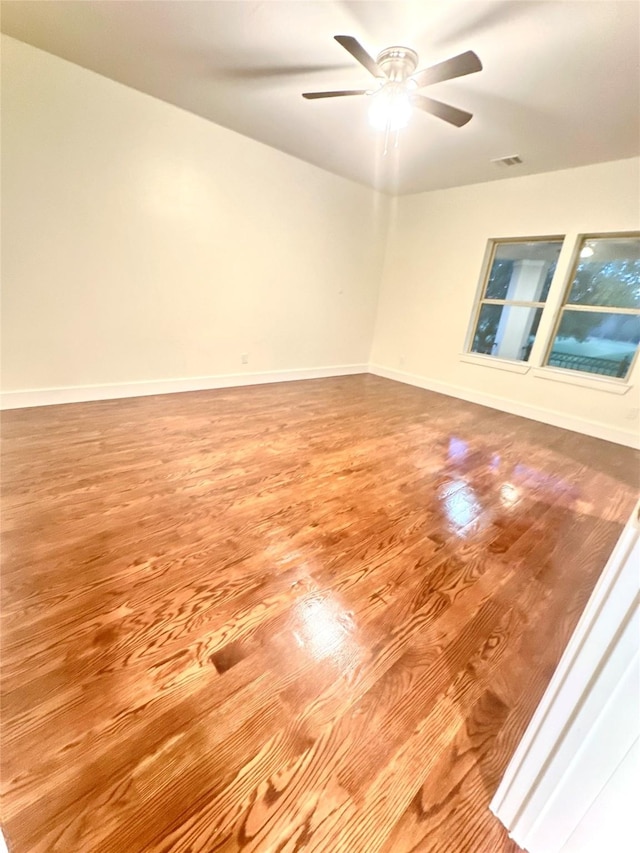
1, 35, 388, 392
2, 36, 638, 444
371, 158, 640, 444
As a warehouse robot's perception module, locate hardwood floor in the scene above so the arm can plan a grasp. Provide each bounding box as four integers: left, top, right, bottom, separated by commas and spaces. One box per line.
1, 374, 637, 853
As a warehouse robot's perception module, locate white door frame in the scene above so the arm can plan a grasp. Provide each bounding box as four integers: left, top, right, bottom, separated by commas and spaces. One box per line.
490, 499, 640, 852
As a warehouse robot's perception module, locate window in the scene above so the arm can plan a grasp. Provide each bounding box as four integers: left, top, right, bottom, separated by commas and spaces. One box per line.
469, 239, 563, 362
465, 233, 640, 386
545, 235, 640, 379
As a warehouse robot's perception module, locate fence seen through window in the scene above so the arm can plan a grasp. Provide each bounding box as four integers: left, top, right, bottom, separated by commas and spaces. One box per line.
545, 236, 640, 379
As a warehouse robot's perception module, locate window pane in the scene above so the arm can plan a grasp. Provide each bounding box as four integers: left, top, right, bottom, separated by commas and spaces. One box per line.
485, 259, 513, 299
567, 236, 640, 308
471, 303, 543, 362
548, 310, 640, 378
484, 241, 562, 301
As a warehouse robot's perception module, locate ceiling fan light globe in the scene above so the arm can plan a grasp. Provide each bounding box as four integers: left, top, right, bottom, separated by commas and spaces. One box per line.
368, 84, 412, 132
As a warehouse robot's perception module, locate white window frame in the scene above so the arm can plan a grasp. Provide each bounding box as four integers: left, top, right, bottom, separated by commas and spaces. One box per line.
541, 232, 640, 382
461, 232, 639, 394
463, 235, 564, 371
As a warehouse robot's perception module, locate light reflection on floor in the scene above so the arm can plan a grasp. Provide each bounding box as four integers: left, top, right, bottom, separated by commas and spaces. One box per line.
499, 482, 520, 508
292, 595, 359, 673
289, 436, 580, 670
440, 479, 484, 535
447, 436, 470, 464
438, 435, 574, 537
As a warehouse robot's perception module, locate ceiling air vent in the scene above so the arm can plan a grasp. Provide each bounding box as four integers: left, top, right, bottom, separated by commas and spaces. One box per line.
491, 155, 523, 167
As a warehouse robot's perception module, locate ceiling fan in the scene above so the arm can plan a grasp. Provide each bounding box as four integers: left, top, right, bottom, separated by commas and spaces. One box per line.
303, 35, 482, 131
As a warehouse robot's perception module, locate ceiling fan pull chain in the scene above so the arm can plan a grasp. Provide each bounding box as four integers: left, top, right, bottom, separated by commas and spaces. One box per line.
383, 121, 390, 157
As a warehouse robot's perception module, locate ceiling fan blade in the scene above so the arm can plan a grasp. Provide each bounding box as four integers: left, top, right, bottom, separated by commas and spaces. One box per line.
411, 50, 482, 88
302, 89, 368, 99
334, 35, 383, 78
411, 94, 473, 127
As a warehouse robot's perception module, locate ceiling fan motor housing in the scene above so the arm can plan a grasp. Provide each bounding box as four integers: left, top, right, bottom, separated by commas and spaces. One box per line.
376, 47, 419, 82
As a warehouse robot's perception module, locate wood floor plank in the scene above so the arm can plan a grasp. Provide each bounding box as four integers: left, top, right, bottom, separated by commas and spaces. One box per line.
1, 375, 637, 852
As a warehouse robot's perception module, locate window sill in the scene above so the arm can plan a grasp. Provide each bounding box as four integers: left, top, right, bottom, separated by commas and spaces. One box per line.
532, 366, 632, 395
459, 353, 530, 374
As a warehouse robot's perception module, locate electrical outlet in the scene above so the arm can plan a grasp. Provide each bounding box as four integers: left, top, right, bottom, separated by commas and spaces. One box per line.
399, 355, 406, 368
241, 353, 249, 365
626, 407, 639, 421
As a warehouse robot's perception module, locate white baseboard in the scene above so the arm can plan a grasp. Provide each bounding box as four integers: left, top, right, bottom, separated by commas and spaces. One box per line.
3, 363, 637, 449
368, 363, 640, 450
0, 364, 368, 410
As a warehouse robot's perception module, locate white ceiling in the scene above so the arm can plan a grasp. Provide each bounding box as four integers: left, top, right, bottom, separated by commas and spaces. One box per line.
1, 0, 639, 195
